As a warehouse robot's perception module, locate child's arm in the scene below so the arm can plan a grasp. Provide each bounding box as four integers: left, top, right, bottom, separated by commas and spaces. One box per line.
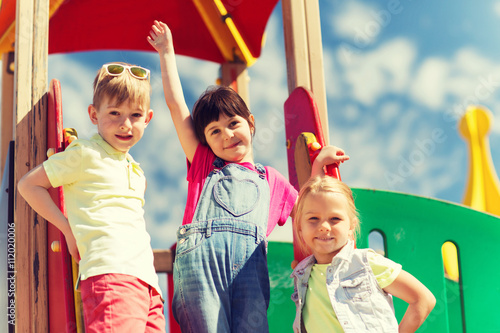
310, 145, 350, 177
18, 165, 80, 262
383, 270, 436, 333
147, 20, 199, 162
288, 145, 348, 221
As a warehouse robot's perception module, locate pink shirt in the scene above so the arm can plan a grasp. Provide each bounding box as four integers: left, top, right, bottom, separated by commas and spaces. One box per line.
182, 144, 298, 237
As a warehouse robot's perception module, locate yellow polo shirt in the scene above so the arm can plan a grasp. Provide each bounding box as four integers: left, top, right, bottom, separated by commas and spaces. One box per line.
43, 134, 161, 297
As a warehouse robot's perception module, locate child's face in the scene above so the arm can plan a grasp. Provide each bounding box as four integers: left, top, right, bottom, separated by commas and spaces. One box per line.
204, 113, 254, 163
88, 95, 153, 153
299, 191, 354, 264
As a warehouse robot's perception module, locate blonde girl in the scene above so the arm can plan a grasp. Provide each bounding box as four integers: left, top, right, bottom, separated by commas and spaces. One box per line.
291, 176, 435, 333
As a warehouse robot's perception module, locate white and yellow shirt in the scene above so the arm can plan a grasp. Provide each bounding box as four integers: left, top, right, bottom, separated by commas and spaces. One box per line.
44, 134, 161, 297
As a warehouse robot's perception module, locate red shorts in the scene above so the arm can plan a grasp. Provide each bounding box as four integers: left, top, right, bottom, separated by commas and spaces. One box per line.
81, 273, 165, 333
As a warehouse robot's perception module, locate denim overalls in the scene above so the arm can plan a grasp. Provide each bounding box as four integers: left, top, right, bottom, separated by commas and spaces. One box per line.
173, 158, 271, 333
291, 241, 399, 332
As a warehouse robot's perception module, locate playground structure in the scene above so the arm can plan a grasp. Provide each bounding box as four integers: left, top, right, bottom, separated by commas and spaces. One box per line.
1, 0, 500, 332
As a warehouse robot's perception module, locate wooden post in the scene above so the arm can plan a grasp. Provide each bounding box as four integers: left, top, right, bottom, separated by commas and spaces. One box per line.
303, 1, 328, 141
1, 52, 14, 177
282, 0, 329, 144
220, 62, 250, 108
14, 0, 49, 331
282, 0, 310, 93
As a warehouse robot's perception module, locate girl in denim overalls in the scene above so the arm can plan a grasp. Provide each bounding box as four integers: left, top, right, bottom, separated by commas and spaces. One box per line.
291, 176, 436, 333
148, 20, 350, 332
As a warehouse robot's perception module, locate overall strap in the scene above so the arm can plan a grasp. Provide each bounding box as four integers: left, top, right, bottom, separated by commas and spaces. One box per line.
254, 163, 266, 178
213, 157, 225, 169
212, 157, 266, 179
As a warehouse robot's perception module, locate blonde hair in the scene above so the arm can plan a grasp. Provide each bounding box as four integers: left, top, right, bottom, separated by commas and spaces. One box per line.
293, 176, 360, 256
92, 62, 151, 110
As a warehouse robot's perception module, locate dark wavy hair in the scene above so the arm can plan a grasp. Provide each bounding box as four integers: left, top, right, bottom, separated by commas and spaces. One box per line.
192, 85, 255, 145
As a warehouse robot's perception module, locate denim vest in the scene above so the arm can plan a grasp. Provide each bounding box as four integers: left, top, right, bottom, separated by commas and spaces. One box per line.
290, 241, 399, 333
172, 158, 271, 333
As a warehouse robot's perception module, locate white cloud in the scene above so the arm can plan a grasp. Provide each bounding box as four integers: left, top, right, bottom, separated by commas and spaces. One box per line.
328, 99, 463, 200
409, 48, 500, 114
331, 1, 381, 44
338, 38, 416, 105
176, 56, 219, 97
494, 1, 500, 17
447, 49, 500, 105
334, 38, 500, 131
454, 48, 493, 75
338, 103, 361, 123
387, 110, 420, 155
332, 117, 388, 189
410, 58, 450, 109
323, 47, 343, 99
380, 118, 465, 198
417, 146, 464, 198
379, 101, 401, 124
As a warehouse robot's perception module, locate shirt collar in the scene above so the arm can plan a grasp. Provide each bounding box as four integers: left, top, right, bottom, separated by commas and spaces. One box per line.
290, 254, 316, 278
91, 133, 139, 166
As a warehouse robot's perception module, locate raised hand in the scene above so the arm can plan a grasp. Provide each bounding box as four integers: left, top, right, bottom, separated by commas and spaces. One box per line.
147, 20, 173, 54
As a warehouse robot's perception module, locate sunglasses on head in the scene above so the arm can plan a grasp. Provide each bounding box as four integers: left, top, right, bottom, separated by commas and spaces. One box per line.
102, 63, 150, 80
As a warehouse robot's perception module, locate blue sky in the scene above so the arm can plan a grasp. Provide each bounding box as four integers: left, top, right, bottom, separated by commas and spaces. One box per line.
4, 0, 500, 249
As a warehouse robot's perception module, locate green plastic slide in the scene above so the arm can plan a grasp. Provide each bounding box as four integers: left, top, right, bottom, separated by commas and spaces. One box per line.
267, 188, 500, 332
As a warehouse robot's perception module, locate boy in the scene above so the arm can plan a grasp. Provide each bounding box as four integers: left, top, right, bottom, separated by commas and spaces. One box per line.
18, 62, 165, 332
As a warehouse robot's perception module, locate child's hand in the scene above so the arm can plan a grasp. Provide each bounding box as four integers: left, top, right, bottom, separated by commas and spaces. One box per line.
64, 229, 81, 263
147, 20, 173, 54
311, 145, 349, 177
